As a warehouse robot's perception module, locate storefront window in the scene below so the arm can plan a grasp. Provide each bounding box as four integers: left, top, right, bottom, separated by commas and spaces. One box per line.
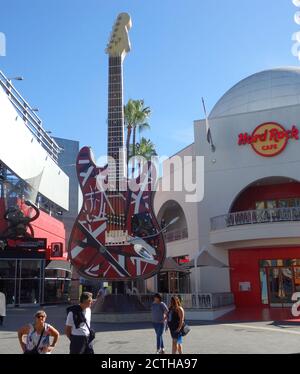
158, 271, 190, 294
0, 279, 15, 305
0, 259, 71, 305
0, 260, 16, 305
256, 201, 265, 210
20, 260, 41, 278
259, 268, 268, 305
169, 272, 179, 294
255, 198, 300, 210
259, 259, 300, 306
178, 273, 190, 293
278, 200, 289, 208
266, 200, 277, 209
294, 267, 300, 292
158, 272, 168, 293
268, 267, 293, 305
0, 260, 17, 278
19, 279, 40, 304
44, 269, 71, 303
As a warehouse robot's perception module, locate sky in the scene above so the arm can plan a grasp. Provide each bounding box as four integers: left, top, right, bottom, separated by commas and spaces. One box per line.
0, 0, 298, 161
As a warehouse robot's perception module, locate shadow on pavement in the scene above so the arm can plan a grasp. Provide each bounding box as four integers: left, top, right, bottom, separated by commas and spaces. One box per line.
2, 305, 154, 335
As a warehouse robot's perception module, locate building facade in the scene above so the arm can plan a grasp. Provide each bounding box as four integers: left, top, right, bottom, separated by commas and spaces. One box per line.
0, 71, 71, 306
154, 67, 300, 309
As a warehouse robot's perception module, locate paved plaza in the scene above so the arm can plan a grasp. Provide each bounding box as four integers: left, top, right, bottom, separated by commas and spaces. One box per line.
0, 306, 300, 354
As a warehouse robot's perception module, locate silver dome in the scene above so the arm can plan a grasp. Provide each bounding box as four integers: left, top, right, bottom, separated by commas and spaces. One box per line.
210, 67, 300, 118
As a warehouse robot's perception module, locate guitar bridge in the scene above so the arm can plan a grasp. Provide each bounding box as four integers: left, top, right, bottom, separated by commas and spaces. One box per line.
105, 230, 129, 246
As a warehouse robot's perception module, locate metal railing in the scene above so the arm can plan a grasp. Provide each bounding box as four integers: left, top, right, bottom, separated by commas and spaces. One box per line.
164, 227, 188, 243
0, 70, 62, 163
211, 207, 300, 231
139, 292, 234, 310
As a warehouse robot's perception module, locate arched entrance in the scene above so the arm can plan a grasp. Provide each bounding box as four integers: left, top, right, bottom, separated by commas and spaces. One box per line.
157, 200, 188, 243
230, 176, 300, 212
228, 177, 300, 308
228, 177, 300, 226
156, 200, 190, 293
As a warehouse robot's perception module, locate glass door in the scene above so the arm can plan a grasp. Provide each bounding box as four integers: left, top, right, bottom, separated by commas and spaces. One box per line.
0, 259, 44, 306
169, 272, 180, 293
0, 259, 17, 306
18, 260, 43, 305
268, 267, 294, 307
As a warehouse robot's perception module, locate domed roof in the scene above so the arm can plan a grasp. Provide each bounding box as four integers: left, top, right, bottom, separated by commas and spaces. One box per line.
210, 67, 300, 118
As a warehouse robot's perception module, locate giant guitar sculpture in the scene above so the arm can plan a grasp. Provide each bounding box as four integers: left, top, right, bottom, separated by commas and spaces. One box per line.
68, 13, 166, 281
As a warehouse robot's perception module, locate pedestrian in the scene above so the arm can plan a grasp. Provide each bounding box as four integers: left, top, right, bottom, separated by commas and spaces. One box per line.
65, 292, 95, 354
167, 296, 185, 354
151, 293, 168, 354
97, 286, 109, 299
18, 310, 59, 354
0, 291, 6, 327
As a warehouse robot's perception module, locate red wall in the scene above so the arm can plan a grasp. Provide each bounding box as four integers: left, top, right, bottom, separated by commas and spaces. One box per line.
31, 210, 66, 259
231, 182, 300, 212
0, 198, 66, 259
229, 247, 300, 307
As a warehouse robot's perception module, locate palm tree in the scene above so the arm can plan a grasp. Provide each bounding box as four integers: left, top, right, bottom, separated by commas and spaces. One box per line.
124, 99, 151, 161
134, 137, 157, 160
131, 137, 157, 177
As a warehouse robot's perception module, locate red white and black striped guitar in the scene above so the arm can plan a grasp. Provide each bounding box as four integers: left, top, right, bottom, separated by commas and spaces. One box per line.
68, 13, 166, 280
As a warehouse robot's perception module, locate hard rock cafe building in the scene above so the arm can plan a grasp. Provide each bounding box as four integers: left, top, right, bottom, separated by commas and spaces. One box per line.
154, 67, 300, 310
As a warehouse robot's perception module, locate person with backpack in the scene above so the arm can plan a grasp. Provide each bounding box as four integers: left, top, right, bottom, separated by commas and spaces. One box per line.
65, 292, 95, 354
151, 293, 168, 354
18, 310, 59, 354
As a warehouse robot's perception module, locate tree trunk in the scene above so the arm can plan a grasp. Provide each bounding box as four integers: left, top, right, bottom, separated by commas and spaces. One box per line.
131, 127, 137, 178
132, 126, 136, 157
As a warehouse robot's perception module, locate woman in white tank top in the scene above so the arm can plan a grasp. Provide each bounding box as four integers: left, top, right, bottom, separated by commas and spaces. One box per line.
18, 310, 59, 354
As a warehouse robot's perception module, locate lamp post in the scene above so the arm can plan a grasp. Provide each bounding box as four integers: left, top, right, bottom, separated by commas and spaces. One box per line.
7, 76, 24, 81
193, 245, 206, 309
6, 76, 24, 98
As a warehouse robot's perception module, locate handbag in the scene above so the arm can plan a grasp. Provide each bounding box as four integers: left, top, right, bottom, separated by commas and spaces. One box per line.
180, 322, 191, 337
84, 319, 96, 344
24, 327, 45, 354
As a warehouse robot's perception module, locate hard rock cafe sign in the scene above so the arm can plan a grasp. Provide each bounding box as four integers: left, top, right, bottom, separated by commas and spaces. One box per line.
238, 122, 299, 157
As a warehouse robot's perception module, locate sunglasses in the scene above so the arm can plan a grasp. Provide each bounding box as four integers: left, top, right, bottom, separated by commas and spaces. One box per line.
36, 315, 46, 319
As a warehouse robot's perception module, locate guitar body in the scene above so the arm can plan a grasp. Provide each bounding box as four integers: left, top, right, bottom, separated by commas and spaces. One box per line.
68, 146, 166, 280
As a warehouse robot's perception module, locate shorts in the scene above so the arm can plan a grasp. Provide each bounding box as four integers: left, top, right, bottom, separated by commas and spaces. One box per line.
170, 329, 183, 343
70, 335, 94, 354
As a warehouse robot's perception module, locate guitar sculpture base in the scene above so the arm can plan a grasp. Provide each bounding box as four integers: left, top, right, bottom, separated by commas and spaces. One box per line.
92, 294, 147, 314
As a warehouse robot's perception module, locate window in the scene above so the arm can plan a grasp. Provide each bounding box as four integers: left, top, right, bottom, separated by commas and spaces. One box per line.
266, 200, 277, 209
256, 201, 265, 210
278, 200, 289, 208
294, 199, 300, 207
256, 198, 300, 210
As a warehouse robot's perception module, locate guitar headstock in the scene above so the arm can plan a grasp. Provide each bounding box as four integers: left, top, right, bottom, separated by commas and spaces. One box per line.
105, 12, 132, 57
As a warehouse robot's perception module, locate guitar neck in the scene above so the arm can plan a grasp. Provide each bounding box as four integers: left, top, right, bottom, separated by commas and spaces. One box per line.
107, 55, 126, 186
